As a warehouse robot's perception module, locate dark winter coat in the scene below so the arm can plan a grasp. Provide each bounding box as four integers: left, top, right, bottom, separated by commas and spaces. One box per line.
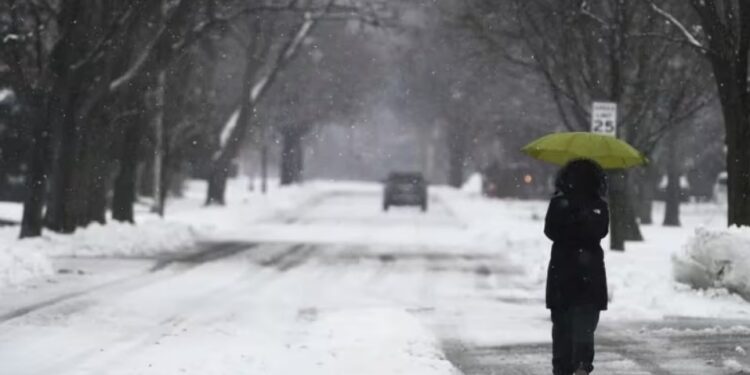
544, 193, 609, 311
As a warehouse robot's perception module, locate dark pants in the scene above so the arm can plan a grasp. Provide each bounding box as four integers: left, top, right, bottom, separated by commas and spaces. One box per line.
551, 306, 600, 374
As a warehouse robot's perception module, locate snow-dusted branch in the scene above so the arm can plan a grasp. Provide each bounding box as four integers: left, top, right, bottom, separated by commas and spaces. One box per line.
579, 4, 610, 29
649, 2, 704, 50
217, 12, 317, 150
109, 29, 163, 92
219, 110, 240, 148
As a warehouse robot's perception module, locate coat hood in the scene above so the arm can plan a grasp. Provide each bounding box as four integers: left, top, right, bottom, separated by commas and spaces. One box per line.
554, 159, 607, 198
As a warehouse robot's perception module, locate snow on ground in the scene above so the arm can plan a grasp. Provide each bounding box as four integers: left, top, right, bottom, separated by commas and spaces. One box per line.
162, 178, 329, 235
461, 173, 483, 195
674, 226, 750, 302
0, 236, 53, 289
185, 181, 478, 249
2, 180, 750, 374
434, 188, 750, 322
0, 220, 199, 290
287, 308, 458, 375
0, 178, 321, 291
0, 243, 461, 375
0, 201, 23, 223
26, 222, 199, 258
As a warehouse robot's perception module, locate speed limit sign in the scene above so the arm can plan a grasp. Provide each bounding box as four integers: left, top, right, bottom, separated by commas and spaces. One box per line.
591, 102, 617, 137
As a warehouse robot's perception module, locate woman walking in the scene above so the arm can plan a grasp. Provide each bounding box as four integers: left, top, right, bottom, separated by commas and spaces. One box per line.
544, 159, 609, 375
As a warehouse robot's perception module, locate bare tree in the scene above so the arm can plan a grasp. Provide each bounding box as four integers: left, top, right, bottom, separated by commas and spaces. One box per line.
649, 0, 750, 227
0, 0, 56, 237
205, 8, 318, 204
461, 0, 714, 250
205, 0, 392, 203
2, 0, 258, 234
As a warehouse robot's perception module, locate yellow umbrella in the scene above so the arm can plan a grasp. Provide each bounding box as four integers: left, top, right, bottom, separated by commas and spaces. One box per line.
521, 132, 648, 170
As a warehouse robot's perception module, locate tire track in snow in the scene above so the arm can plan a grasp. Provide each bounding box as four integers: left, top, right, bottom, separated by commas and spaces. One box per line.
13, 258, 267, 375
150, 241, 257, 271
259, 244, 316, 272
0, 241, 257, 324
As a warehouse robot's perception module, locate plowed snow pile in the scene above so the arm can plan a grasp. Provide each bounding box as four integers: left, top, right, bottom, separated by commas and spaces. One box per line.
673, 227, 750, 301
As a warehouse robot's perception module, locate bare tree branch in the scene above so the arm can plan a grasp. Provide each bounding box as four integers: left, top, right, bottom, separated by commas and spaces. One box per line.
649, 2, 710, 52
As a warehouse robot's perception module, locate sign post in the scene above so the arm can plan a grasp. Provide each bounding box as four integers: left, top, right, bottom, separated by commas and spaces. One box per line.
591, 101, 617, 137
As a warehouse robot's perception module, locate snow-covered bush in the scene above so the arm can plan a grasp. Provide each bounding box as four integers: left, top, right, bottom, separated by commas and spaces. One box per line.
673, 227, 750, 301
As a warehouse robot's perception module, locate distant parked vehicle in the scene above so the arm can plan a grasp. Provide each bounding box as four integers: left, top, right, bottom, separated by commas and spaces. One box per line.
481, 162, 550, 199
383, 172, 428, 212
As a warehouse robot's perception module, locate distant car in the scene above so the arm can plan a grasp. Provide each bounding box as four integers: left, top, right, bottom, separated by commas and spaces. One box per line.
481, 162, 550, 199
383, 172, 428, 212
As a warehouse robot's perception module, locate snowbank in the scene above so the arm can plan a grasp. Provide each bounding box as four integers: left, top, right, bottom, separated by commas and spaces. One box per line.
35, 221, 200, 258
673, 227, 750, 301
0, 220, 199, 289
461, 173, 483, 195
0, 240, 53, 289
0, 178, 325, 290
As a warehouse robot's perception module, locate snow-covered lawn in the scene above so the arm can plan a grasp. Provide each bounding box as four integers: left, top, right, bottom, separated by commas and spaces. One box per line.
0, 178, 321, 290
437, 187, 750, 322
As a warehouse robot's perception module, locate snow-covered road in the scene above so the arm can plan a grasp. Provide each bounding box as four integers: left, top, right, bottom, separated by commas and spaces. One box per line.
1, 185, 749, 374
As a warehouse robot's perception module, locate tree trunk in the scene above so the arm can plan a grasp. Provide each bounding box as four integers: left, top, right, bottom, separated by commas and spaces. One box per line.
280, 127, 304, 186
639, 198, 654, 225
112, 121, 142, 223
20, 93, 50, 238
724, 113, 750, 227
690, 4, 750, 227
663, 130, 681, 226
695, 39, 750, 226
204, 15, 319, 202
295, 135, 304, 183
261, 139, 268, 194
44, 2, 100, 233
86, 149, 109, 225
206, 161, 229, 205
447, 126, 468, 188
637, 164, 659, 225
158, 152, 172, 214
45, 87, 81, 233
151, 71, 166, 216
84, 113, 113, 226
205, 57, 257, 204
609, 171, 643, 251
719, 87, 750, 227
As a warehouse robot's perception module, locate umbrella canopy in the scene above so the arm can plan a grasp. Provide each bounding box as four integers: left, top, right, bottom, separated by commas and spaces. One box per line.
521, 132, 647, 170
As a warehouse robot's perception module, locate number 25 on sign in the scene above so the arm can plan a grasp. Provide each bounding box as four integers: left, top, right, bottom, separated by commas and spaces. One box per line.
591, 102, 617, 137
